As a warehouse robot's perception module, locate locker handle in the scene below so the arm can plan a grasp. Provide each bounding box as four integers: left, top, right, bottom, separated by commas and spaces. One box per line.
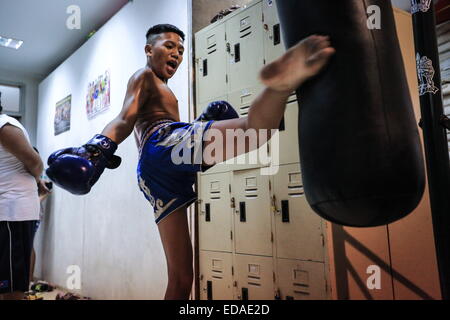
281, 200, 290, 223
234, 43, 241, 63
239, 202, 246, 222
207, 281, 213, 300
205, 203, 211, 222
273, 24, 281, 46
242, 287, 249, 300
279, 116, 285, 131
202, 59, 208, 77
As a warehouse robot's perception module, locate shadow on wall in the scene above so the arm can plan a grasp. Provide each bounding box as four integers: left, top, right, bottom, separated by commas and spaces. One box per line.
332, 224, 434, 300
192, 0, 253, 33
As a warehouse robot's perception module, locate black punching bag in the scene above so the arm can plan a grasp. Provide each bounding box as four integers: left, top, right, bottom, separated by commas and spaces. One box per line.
276, 0, 425, 227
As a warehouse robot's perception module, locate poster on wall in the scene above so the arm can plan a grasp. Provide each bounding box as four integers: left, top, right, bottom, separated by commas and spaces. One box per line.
86, 70, 111, 120
54, 95, 71, 136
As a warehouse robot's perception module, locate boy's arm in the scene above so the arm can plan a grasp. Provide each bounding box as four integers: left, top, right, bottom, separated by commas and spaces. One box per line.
102, 69, 153, 144
45, 69, 154, 195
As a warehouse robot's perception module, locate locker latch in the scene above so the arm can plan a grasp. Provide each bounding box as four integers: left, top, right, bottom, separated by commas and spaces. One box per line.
271, 195, 279, 214
231, 197, 235, 208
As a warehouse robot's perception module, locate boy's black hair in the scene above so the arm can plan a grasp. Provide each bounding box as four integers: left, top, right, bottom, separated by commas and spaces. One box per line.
0, 91, 3, 113
146, 24, 185, 45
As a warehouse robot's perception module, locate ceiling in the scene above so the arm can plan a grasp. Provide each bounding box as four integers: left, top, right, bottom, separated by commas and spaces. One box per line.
0, 0, 413, 81
0, 0, 129, 80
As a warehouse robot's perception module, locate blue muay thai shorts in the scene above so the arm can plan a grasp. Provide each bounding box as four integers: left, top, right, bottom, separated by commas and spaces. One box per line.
137, 119, 215, 224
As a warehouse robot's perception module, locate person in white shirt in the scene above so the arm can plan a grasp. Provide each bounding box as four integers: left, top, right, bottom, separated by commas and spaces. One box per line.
0, 96, 49, 300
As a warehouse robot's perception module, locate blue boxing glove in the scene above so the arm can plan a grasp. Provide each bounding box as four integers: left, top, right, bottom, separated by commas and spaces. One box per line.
196, 101, 239, 121
46, 134, 121, 195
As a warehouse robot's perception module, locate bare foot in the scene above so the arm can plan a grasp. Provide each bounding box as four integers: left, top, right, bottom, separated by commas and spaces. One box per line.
260, 35, 335, 93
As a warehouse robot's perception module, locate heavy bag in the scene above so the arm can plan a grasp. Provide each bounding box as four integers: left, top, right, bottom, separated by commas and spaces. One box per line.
276, 0, 425, 227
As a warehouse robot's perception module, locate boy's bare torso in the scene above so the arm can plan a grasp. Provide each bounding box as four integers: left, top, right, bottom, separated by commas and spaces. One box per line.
132, 67, 181, 143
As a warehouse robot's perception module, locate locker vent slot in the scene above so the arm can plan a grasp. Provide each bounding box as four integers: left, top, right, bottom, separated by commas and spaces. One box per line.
294, 290, 310, 296
288, 172, 304, 196
240, 105, 250, 116
240, 31, 252, 39
210, 190, 221, 200
210, 181, 221, 200
207, 49, 217, 55
240, 25, 251, 34
288, 92, 297, 103
248, 275, 260, 280
207, 43, 217, 50
288, 186, 304, 197
212, 275, 223, 280
273, 24, 281, 45
248, 282, 261, 287
293, 282, 310, 296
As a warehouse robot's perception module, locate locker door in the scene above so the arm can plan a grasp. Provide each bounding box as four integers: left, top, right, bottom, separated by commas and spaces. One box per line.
198, 172, 233, 252
273, 163, 325, 262
262, 0, 286, 64
233, 169, 273, 256
195, 23, 228, 104
276, 258, 327, 300
225, 85, 270, 171
270, 99, 300, 167
226, 2, 265, 93
235, 254, 275, 300
199, 251, 234, 300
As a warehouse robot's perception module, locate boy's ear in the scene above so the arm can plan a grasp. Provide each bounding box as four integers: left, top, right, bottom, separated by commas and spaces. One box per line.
145, 44, 153, 57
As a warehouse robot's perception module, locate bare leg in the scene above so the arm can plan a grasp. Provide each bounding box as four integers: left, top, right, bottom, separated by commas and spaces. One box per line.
158, 207, 193, 300
203, 35, 335, 165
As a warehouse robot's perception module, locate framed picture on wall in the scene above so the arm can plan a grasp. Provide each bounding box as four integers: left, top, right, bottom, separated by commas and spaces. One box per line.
54, 95, 72, 136
86, 70, 111, 120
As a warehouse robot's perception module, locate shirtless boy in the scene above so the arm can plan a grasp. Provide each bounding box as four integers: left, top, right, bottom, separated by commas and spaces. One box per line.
46, 24, 335, 299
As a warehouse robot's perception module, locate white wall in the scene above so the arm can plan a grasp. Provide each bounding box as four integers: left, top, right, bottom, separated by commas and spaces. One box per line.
35, 0, 190, 299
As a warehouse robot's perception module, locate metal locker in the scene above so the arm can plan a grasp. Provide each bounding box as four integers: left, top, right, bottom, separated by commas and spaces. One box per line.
225, 85, 270, 171
227, 85, 265, 118
270, 98, 300, 167
272, 163, 325, 262
199, 251, 234, 300
198, 172, 233, 252
234, 254, 275, 300
262, 0, 286, 64
276, 258, 328, 300
195, 23, 228, 104
232, 169, 273, 257
225, 2, 265, 93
